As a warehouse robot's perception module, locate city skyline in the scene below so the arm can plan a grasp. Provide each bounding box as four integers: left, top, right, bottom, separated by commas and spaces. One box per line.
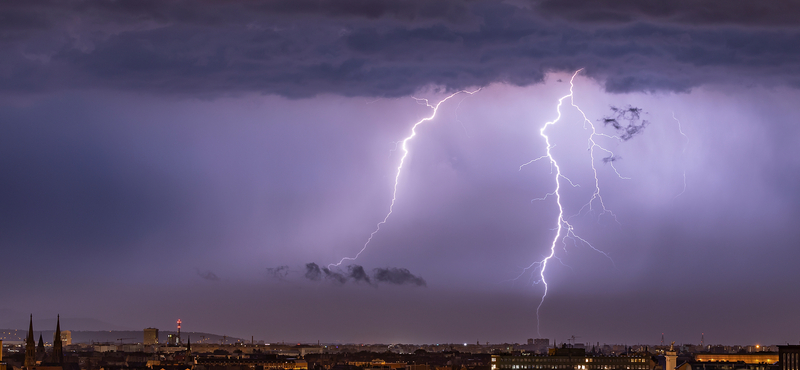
0, 316, 791, 348
2, 1, 800, 345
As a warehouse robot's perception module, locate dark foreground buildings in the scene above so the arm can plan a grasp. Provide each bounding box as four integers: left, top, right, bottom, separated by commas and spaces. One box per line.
778, 346, 800, 370
2, 318, 797, 370
493, 346, 649, 370
15, 315, 69, 370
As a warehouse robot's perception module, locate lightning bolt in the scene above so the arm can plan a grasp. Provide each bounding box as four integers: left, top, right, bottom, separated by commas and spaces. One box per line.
672, 111, 689, 198
518, 70, 622, 336
330, 89, 480, 268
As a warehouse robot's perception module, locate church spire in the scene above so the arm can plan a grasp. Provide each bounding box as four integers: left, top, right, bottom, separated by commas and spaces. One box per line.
36, 334, 44, 356
24, 315, 35, 369
52, 315, 63, 365
185, 335, 192, 366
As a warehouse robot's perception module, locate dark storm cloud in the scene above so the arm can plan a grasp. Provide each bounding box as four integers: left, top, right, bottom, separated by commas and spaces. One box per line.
3, 0, 800, 97
600, 106, 649, 141
304, 263, 348, 284
301, 263, 426, 287
322, 267, 348, 285
347, 265, 371, 285
533, 0, 800, 26
266, 265, 289, 280
373, 267, 427, 287
304, 263, 322, 281
197, 270, 220, 281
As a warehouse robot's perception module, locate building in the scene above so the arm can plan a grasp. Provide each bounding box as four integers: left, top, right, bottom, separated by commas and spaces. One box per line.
695, 354, 778, 364
193, 357, 308, 370
347, 359, 405, 370
681, 352, 778, 370
51, 316, 63, 366
680, 360, 776, 370
59, 332, 70, 347
492, 346, 649, 370
666, 346, 677, 370
144, 328, 159, 346
299, 346, 324, 357
778, 346, 800, 370
519, 339, 552, 354
24, 317, 35, 369
167, 334, 181, 346
22, 315, 64, 370
1, 340, 7, 370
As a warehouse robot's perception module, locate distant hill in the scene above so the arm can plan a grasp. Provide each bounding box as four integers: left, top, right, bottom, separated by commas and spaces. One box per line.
0, 314, 131, 332
0, 329, 243, 345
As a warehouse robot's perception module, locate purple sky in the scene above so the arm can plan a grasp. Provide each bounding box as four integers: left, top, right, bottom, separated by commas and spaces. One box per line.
2, 0, 800, 346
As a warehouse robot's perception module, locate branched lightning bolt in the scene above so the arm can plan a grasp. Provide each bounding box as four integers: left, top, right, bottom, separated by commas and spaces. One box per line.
672, 111, 689, 153
517, 70, 623, 336
330, 89, 480, 268
672, 111, 689, 198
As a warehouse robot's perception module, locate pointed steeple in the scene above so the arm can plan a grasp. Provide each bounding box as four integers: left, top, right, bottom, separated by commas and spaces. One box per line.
37, 334, 44, 355
185, 335, 192, 365
51, 315, 63, 365
24, 315, 35, 369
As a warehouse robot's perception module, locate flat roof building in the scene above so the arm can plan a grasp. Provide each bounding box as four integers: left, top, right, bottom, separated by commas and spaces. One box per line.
779, 346, 800, 370
492, 347, 649, 370
144, 328, 159, 346
695, 354, 778, 364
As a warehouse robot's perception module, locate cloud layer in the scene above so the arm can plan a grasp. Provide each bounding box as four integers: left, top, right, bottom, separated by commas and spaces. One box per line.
373, 267, 427, 287
2, 0, 800, 97
197, 270, 220, 281
300, 263, 426, 287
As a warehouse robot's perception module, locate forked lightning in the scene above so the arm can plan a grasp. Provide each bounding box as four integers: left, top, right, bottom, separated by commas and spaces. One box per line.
519, 70, 623, 335
330, 89, 480, 268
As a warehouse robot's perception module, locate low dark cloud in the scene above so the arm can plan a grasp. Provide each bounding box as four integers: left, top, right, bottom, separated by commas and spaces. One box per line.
600, 106, 649, 141
267, 265, 289, 280
303, 263, 342, 284
305, 263, 348, 284
322, 267, 348, 285
1, 0, 800, 97
301, 263, 425, 287
602, 155, 620, 164
347, 265, 371, 285
304, 263, 322, 281
373, 267, 427, 287
534, 0, 800, 26
197, 270, 220, 282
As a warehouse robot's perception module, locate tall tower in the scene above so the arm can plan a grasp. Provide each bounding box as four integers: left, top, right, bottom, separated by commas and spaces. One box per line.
665, 342, 677, 370
52, 315, 63, 365
177, 319, 182, 344
24, 315, 35, 369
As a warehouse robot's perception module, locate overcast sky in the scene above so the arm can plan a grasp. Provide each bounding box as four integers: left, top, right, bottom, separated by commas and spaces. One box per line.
2, 0, 800, 346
